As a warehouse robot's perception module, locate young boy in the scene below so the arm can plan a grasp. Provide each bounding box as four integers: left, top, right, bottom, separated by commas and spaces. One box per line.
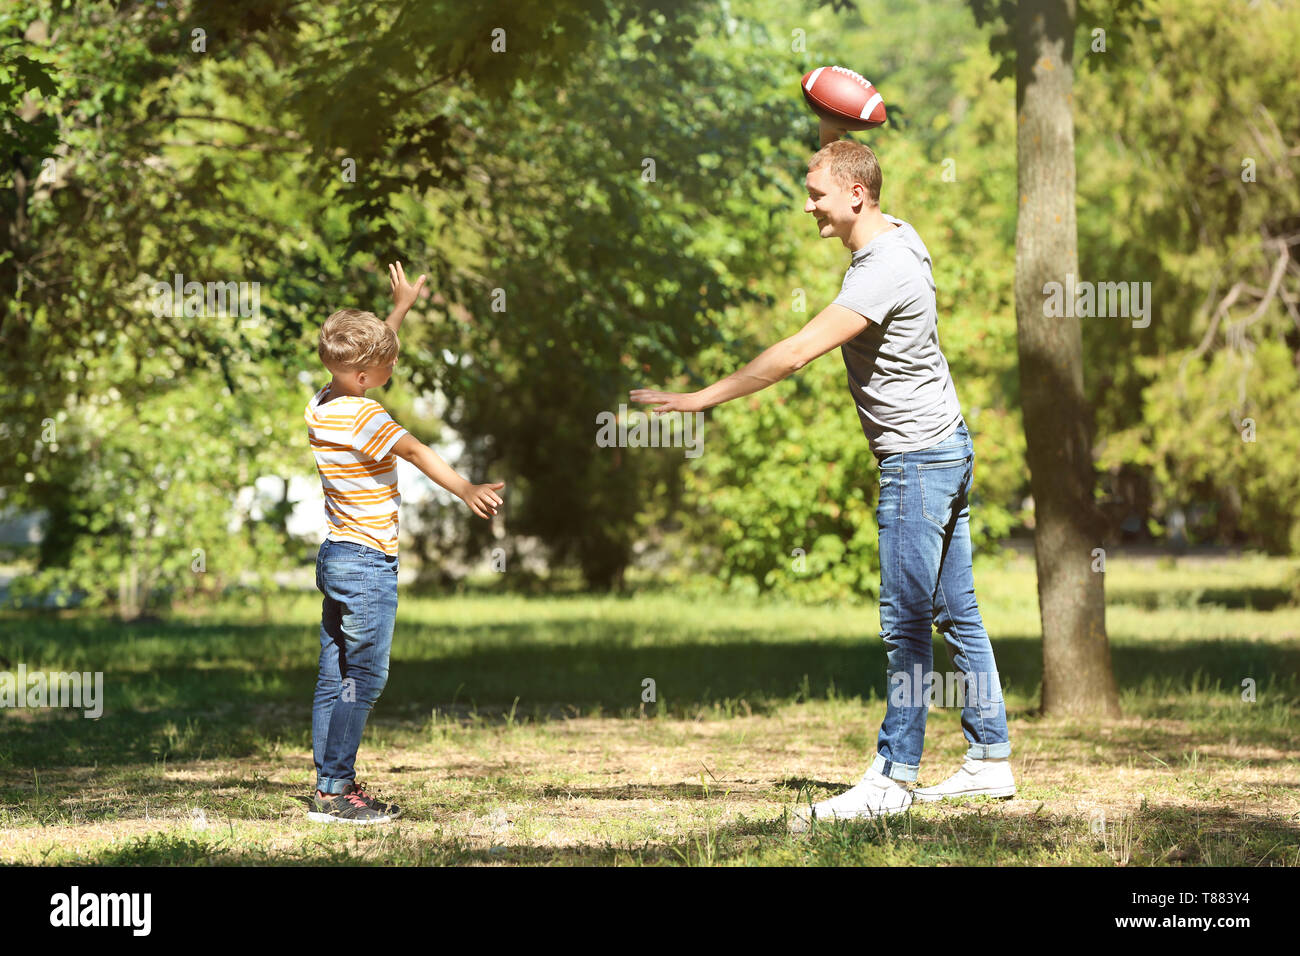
631, 122, 1013, 823
304, 262, 504, 824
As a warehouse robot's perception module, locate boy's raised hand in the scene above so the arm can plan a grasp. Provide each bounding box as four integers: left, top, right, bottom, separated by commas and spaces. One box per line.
388, 261, 427, 312
461, 481, 506, 520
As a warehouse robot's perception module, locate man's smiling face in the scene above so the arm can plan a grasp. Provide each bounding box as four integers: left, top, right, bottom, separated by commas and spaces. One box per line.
804, 164, 864, 246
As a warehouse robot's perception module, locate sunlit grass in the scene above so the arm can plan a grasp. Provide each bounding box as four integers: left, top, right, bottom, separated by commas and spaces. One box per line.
1, 551, 1297, 865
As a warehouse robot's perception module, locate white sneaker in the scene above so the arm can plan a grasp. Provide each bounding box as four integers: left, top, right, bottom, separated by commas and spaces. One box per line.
791, 767, 914, 829
912, 757, 1016, 803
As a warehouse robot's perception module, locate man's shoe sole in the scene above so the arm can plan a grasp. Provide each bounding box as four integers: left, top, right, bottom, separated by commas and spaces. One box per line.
789, 802, 913, 830
307, 811, 393, 824
818, 806, 913, 819
913, 786, 1016, 803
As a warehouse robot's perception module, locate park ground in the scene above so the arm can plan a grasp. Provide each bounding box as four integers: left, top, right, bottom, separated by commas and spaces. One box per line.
1, 550, 1297, 866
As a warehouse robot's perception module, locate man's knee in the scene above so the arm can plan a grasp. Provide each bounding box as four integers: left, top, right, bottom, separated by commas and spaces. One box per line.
358, 666, 389, 704
933, 588, 979, 630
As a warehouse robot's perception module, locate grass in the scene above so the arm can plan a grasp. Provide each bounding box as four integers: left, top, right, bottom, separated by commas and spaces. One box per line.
1, 550, 1297, 866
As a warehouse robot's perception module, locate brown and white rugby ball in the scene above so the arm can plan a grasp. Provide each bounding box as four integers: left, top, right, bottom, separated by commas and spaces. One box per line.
801, 65, 887, 130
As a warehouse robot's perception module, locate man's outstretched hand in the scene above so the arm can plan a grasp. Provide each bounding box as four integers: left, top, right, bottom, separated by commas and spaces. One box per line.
629, 388, 706, 414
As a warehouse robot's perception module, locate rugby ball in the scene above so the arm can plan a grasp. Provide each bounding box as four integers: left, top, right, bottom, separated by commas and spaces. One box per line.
801, 65, 887, 130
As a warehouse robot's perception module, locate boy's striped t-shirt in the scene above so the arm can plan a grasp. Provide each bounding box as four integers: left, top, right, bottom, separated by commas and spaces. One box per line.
304, 383, 409, 556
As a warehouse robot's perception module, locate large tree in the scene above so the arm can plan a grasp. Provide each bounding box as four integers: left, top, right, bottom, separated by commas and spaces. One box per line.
1014, 0, 1119, 716
972, 0, 1125, 716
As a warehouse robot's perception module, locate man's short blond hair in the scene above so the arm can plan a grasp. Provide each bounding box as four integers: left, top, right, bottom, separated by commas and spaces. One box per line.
808, 140, 882, 207
317, 309, 399, 373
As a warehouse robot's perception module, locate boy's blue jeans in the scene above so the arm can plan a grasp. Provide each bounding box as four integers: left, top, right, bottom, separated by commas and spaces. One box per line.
312, 539, 398, 795
871, 419, 1011, 783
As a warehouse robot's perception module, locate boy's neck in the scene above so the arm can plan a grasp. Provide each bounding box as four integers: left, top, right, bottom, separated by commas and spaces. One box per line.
325, 378, 367, 399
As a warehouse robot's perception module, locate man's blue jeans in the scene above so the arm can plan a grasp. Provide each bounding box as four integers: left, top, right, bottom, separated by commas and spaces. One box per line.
872, 419, 1011, 782
312, 539, 398, 795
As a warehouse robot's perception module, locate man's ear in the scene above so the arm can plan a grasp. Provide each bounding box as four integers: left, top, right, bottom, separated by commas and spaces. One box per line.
850, 182, 866, 213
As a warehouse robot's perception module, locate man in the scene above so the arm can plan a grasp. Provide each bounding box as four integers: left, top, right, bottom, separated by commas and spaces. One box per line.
630, 121, 1013, 822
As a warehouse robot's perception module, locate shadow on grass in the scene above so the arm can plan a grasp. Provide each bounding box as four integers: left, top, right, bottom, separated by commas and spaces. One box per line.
1107, 584, 1297, 612
2, 618, 1298, 771
63, 799, 1299, 866
530, 783, 716, 801
0, 773, 312, 825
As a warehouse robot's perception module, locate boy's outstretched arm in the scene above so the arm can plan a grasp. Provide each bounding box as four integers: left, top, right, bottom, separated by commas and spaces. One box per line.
385, 261, 427, 333
630, 303, 871, 414
391, 433, 504, 519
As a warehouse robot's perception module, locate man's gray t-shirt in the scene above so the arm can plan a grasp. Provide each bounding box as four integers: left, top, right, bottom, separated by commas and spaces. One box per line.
831, 214, 963, 458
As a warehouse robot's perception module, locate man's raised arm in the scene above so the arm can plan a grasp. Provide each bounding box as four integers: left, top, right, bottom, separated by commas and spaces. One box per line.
819, 117, 847, 148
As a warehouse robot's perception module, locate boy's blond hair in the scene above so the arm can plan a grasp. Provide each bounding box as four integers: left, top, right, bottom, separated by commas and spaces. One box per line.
808, 140, 882, 207
317, 309, 399, 373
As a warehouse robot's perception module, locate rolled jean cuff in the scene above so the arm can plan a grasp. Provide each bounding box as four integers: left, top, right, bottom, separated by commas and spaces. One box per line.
316, 776, 351, 795
965, 742, 1012, 760
871, 752, 920, 784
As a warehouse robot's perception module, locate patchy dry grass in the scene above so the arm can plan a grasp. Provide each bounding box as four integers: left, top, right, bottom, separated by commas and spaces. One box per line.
2, 700, 1296, 866
1, 551, 1297, 865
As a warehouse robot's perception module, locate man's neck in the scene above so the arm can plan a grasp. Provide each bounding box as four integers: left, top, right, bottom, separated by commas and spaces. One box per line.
846, 209, 896, 253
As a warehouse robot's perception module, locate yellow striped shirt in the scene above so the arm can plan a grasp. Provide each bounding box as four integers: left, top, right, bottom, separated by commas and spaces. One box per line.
304, 383, 409, 556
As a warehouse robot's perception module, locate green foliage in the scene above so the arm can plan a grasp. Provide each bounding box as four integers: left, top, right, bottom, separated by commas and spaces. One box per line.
0, 40, 58, 157
8, 369, 305, 614
4, 0, 811, 600
688, 356, 886, 602
944, 0, 1300, 554
1, 0, 361, 613
1077, 0, 1300, 549
1098, 342, 1300, 553
675, 14, 1025, 600
965, 0, 1160, 82
434, 5, 811, 587
3, 0, 1298, 615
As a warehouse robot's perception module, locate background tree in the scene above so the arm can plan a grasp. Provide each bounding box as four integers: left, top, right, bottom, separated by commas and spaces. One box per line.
1013, 0, 1120, 716
3, 0, 1295, 620
1077, 0, 1300, 554
966, 0, 1151, 716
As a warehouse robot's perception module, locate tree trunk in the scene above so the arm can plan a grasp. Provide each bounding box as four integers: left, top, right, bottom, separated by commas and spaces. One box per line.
1015, 0, 1120, 717
119, 548, 140, 621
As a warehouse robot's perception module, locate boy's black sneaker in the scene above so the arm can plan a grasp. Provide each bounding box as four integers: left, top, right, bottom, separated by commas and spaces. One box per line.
308, 786, 393, 824
348, 781, 401, 820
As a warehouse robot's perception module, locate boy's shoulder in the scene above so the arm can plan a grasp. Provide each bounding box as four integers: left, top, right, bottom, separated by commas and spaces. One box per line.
305, 384, 404, 438
305, 388, 379, 432
354, 397, 406, 435
356, 395, 398, 417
